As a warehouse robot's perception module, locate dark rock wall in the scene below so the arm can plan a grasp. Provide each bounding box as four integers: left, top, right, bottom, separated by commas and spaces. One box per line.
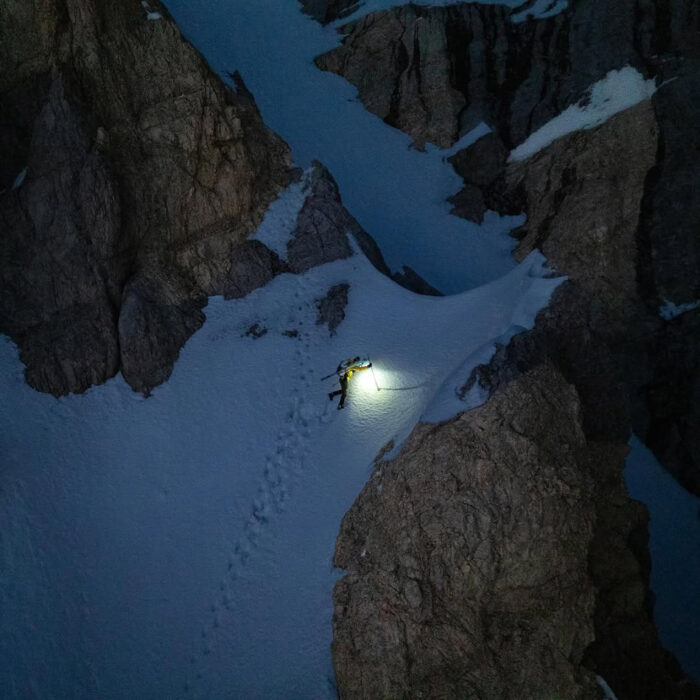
462, 102, 700, 694
0, 0, 293, 395
333, 367, 599, 699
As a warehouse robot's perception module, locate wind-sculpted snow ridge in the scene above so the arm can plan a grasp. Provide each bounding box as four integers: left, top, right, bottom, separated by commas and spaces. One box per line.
0, 245, 562, 698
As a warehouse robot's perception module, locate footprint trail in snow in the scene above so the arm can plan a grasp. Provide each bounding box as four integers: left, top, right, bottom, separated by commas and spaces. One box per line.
186, 318, 330, 696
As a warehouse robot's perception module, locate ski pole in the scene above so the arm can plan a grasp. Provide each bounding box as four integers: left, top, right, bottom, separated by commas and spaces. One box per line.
368, 354, 380, 391
320, 371, 336, 381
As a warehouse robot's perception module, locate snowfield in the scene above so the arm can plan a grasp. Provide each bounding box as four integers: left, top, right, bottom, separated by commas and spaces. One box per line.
1, 246, 560, 698
2, 0, 697, 696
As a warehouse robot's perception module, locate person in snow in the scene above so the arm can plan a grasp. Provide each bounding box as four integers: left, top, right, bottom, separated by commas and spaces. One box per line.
328, 357, 372, 410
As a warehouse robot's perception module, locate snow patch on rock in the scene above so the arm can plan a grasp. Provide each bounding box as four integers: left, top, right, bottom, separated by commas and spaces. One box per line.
11, 167, 27, 189
658, 298, 700, 320
250, 174, 307, 261
509, 67, 657, 163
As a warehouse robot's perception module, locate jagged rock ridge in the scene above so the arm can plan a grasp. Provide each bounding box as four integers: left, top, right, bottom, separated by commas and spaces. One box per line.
315, 1, 654, 149
0, 0, 291, 394
334, 366, 601, 698
334, 365, 697, 699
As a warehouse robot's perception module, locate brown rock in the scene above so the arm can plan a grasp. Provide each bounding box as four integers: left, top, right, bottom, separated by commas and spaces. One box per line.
118, 270, 206, 394
457, 100, 700, 694
0, 0, 292, 395
1, 3, 392, 396
510, 102, 658, 312
316, 283, 349, 336
448, 132, 509, 187
287, 161, 389, 276
446, 183, 487, 223
333, 366, 600, 699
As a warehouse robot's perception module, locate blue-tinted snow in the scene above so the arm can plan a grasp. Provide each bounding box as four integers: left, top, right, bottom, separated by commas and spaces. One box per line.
624, 437, 700, 682
12, 167, 27, 189
658, 299, 700, 320
0, 248, 561, 698
336, 0, 568, 25
510, 0, 568, 23
250, 171, 307, 260
163, 0, 522, 294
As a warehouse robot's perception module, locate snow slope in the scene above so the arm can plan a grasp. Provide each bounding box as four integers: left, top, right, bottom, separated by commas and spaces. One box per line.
2, 2, 695, 697
624, 438, 700, 682
0, 247, 560, 698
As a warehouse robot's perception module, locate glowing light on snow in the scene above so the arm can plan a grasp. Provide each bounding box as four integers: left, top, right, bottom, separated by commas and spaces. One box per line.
352, 364, 385, 393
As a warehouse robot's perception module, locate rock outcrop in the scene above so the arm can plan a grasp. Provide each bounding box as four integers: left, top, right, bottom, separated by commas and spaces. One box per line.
446, 102, 700, 700
286, 161, 389, 276
334, 368, 697, 699
472, 95, 700, 492
315, 283, 350, 336
485, 102, 659, 437
333, 365, 690, 698
0, 1, 389, 396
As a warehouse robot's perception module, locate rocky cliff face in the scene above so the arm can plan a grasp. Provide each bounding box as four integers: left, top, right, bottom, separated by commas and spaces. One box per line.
334, 366, 698, 699
0, 0, 290, 394
333, 365, 695, 699
453, 104, 697, 698
0, 0, 388, 396
334, 366, 600, 699
479, 101, 659, 439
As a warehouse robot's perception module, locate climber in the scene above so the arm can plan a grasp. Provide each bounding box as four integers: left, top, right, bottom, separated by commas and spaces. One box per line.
327, 356, 372, 410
